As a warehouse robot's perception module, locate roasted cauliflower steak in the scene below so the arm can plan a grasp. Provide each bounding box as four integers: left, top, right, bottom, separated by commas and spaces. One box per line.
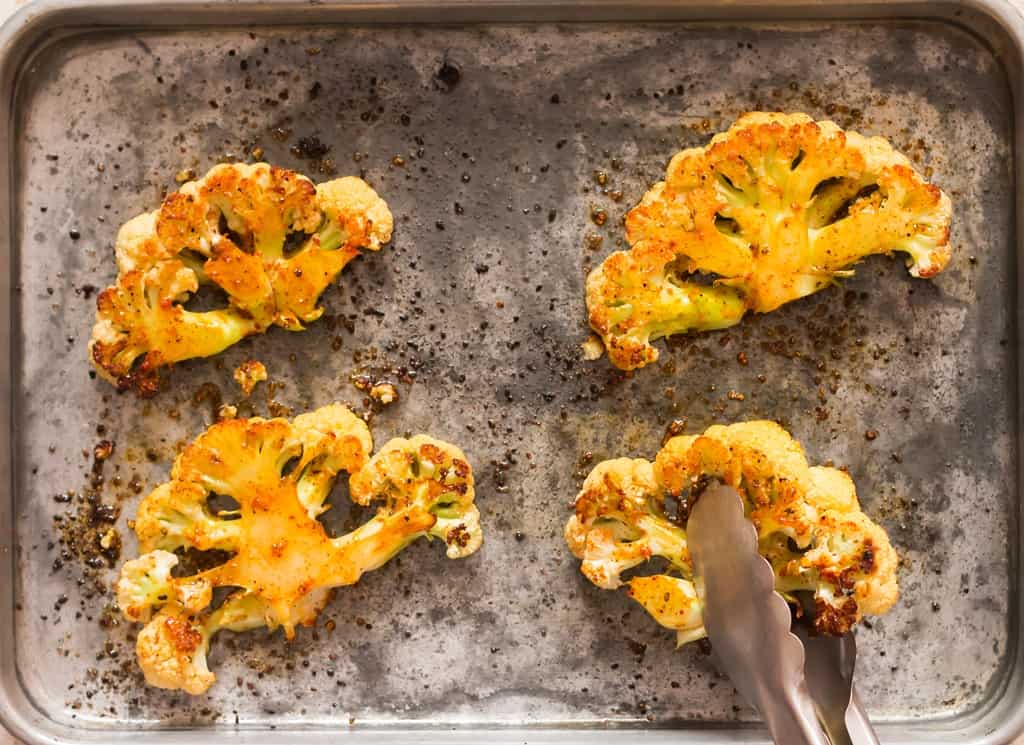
90, 163, 393, 393
587, 112, 952, 369
116, 404, 481, 694
565, 420, 897, 644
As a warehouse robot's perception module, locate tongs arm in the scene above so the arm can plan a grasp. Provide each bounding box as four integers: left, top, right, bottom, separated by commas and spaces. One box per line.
797, 625, 880, 745
689, 482, 831, 745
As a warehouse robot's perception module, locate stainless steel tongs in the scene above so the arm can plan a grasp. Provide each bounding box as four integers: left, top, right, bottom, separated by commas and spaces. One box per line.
687, 482, 881, 745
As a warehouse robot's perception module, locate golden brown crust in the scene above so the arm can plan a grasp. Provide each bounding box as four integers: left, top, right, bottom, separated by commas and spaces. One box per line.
814, 596, 859, 636
566, 420, 899, 639
164, 614, 203, 654
89, 163, 393, 394
587, 112, 953, 370
134, 605, 215, 695
132, 405, 379, 633
118, 405, 481, 693
347, 434, 481, 559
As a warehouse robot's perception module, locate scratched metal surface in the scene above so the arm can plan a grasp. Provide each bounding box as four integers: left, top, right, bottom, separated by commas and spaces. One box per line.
6, 16, 1015, 738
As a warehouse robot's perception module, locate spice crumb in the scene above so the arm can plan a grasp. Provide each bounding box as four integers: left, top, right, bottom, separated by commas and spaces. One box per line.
581, 335, 604, 360
370, 383, 399, 405
233, 360, 267, 397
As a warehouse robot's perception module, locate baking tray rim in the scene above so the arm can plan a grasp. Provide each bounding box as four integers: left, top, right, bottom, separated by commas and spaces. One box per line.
0, 0, 1022, 743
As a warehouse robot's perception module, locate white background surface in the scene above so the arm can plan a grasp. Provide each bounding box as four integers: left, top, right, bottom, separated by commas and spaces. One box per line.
0, 0, 1021, 743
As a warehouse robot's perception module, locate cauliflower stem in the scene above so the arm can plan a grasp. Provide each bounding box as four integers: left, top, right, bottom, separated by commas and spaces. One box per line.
117, 404, 482, 694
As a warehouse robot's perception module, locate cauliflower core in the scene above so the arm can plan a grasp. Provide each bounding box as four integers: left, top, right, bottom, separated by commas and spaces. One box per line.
90, 163, 393, 394
116, 404, 481, 694
565, 421, 897, 644
587, 112, 952, 369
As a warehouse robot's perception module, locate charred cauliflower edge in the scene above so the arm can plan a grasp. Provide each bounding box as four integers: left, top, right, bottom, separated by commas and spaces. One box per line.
89, 163, 393, 394
565, 420, 898, 645
587, 112, 952, 370
116, 403, 482, 694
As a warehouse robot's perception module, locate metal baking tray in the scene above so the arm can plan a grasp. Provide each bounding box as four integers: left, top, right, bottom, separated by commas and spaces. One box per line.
1, 0, 1022, 743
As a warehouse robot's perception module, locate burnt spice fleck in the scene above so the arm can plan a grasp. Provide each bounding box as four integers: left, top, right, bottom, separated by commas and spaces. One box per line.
434, 58, 462, 92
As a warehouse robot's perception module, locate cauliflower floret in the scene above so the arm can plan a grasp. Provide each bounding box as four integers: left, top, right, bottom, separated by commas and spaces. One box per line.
315, 176, 394, 253
133, 481, 243, 553
117, 404, 482, 694
289, 403, 374, 518
135, 607, 215, 696
627, 575, 705, 646
565, 420, 898, 643
269, 176, 392, 330
116, 550, 178, 622
89, 163, 393, 394
587, 112, 952, 370
349, 435, 483, 559
655, 420, 820, 547
114, 212, 168, 275
565, 458, 688, 589
90, 261, 257, 396
133, 589, 269, 695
